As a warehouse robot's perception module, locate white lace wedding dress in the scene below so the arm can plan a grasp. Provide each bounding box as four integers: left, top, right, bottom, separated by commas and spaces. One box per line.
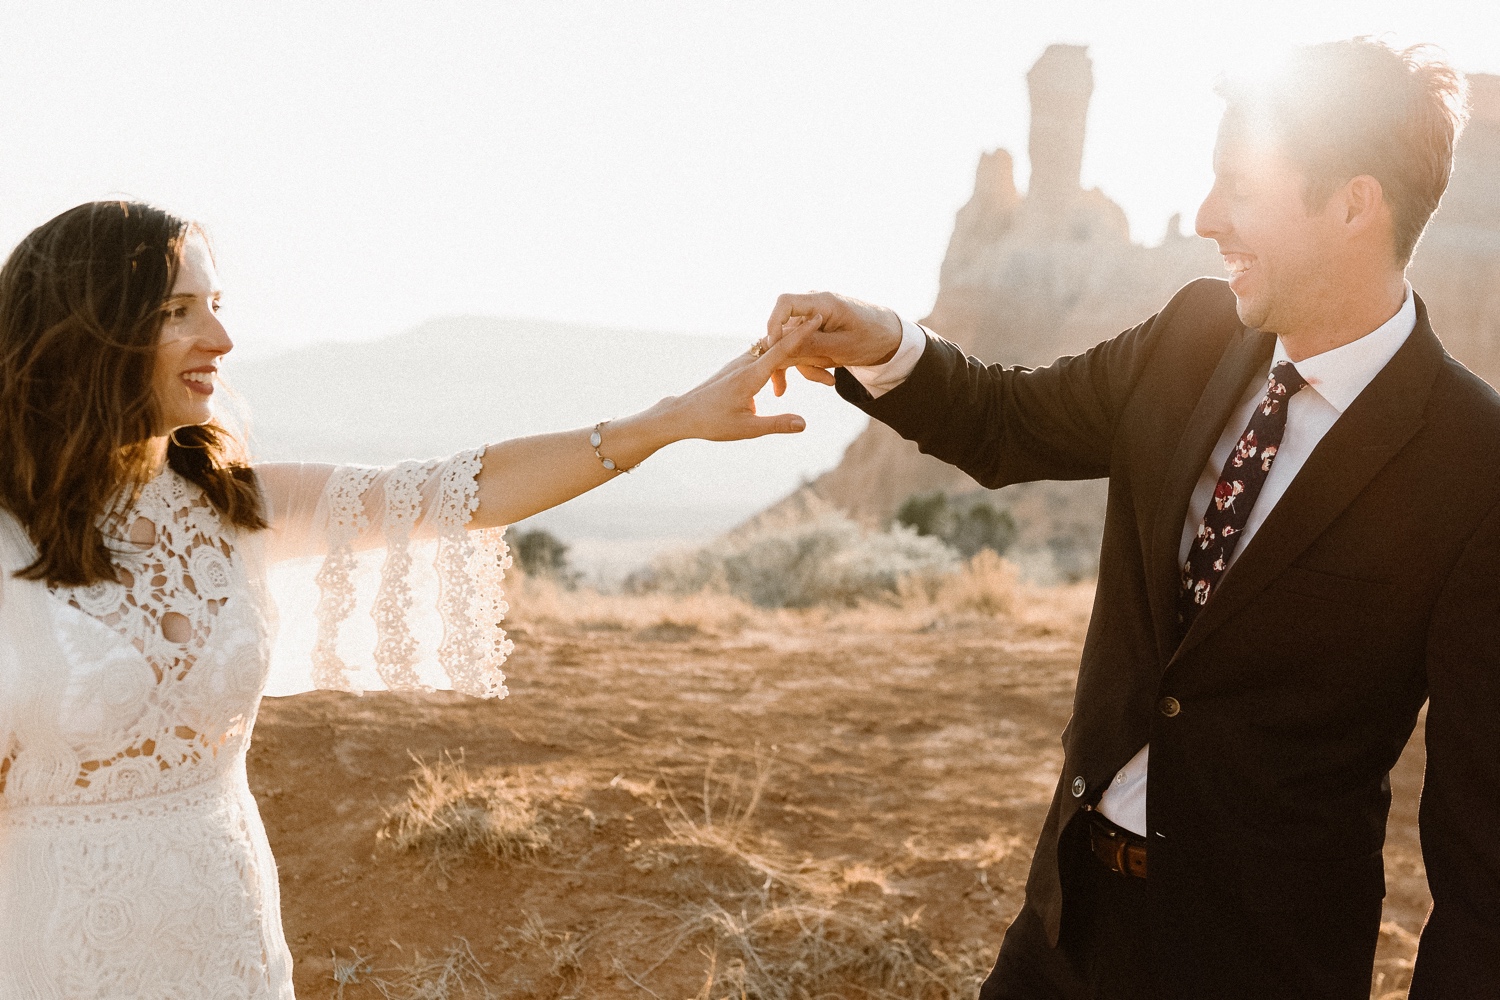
0, 450, 511, 999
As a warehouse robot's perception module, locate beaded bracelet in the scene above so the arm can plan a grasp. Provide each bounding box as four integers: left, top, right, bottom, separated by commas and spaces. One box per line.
590, 421, 634, 473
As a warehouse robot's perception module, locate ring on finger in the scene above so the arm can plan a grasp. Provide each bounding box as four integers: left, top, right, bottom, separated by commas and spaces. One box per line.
749, 337, 770, 358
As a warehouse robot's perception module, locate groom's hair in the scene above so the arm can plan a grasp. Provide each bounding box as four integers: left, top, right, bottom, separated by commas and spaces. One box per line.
1217, 38, 1469, 266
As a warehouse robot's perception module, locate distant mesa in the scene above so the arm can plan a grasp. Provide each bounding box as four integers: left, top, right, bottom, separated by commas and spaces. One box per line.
769, 47, 1500, 581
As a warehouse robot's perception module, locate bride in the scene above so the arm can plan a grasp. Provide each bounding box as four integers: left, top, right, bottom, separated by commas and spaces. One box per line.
0, 200, 813, 998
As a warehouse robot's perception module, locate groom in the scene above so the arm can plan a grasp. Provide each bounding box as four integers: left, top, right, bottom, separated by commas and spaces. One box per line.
766, 39, 1498, 999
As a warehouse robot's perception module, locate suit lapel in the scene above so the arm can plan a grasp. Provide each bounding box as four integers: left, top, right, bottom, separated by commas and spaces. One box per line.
1171, 303, 1446, 663
1147, 326, 1274, 659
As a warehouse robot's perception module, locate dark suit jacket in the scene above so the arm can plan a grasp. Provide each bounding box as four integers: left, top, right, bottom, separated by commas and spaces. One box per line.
837, 278, 1500, 998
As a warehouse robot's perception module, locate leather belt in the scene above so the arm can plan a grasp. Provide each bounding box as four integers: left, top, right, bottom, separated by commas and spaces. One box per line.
1086, 807, 1148, 879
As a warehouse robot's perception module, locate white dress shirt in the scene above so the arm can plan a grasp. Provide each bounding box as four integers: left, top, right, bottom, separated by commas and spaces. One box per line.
850, 288, 1417, 836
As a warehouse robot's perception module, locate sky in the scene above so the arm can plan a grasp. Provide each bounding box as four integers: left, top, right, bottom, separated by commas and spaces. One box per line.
2, 2, 1497, 362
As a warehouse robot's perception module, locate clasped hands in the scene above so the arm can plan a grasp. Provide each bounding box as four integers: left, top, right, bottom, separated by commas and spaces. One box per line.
667, 290, 899, 444
760, 291, 904, 397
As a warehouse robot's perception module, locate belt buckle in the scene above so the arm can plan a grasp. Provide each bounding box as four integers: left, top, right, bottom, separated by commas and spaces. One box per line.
1100, 823, 1129, 876
1088, 809, 1146, 879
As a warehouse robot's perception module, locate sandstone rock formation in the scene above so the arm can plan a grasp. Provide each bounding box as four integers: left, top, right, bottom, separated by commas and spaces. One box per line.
784, 50, 1500, 581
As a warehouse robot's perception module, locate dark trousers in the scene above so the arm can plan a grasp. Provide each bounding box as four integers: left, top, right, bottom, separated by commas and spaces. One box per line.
980, 818, 1155, 1000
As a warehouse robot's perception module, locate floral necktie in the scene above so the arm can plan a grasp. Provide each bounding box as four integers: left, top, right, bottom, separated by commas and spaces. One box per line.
1179, 361, 1308, 631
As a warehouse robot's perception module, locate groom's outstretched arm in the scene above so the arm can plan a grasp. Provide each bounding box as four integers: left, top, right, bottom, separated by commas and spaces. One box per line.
766, 281, 1211, 490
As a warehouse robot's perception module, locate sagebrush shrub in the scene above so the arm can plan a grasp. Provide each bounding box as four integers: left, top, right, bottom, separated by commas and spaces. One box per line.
638, 514, 958, 608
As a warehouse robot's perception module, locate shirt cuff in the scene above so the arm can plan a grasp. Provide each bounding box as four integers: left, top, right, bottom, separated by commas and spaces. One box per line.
844, 317, 928, 399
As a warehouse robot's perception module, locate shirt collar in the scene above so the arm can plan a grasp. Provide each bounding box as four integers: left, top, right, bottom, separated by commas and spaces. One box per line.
1270, 282, 1416, 413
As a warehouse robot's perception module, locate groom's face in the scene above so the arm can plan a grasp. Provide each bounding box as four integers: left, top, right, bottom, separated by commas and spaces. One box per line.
1195, 116, 1348, 336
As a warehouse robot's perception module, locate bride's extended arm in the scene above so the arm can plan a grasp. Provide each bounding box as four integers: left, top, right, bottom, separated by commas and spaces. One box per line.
470, 331, 809, 528
254, 319, 818, 551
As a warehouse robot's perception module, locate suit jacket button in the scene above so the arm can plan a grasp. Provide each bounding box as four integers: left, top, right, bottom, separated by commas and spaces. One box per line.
1071, 776, 1086, 797
1159, 696, 1182, 717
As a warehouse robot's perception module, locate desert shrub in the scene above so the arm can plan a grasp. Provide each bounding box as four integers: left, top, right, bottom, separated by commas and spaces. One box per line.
637, 513, 958, 608
895, 492, 1016, 559
378, 753, 551, 866
894, 492, 949, 538
511, 528, 576, 583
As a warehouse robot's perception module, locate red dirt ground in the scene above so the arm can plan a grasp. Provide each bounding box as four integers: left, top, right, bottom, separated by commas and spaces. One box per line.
248, 588, 1429, 998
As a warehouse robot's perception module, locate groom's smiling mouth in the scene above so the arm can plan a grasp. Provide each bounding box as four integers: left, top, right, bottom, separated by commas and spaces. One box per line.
1221, 253, 1254, 291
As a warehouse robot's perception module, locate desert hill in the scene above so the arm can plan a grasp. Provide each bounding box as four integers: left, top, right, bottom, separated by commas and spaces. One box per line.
788, 47, 1500, 580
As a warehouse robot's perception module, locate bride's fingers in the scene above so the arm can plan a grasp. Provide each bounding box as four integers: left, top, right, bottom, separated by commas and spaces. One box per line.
727, 317, 831, 400
743, 314, 820, 399
767, 326, 806, 395
738, 411, 806, 437
751, 315, 821, 377
797, 365, 835, 386
771, 353, 837, 396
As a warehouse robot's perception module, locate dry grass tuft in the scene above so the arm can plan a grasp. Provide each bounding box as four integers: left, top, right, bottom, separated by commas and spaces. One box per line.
898, 549, 1019, 617
662, 751, 772, 855
939, 549, 1020, 616
624, 753, 989, 1000
332, 939, 496, 1000
503, 912, 592, 995
904, 831, 1024, 870
333, 950, 375, 998
505, 546, 1097, 646
378, 752, 552, 866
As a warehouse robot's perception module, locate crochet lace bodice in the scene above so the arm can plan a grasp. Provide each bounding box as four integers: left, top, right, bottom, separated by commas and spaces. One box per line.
0, 449, 510, 998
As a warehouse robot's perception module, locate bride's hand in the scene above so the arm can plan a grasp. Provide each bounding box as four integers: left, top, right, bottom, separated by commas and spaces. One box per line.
665, 315, 822, 442
467, 316, 821, 527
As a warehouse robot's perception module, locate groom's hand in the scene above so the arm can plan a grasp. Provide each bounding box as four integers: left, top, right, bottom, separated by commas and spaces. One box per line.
764, 291, 903, 396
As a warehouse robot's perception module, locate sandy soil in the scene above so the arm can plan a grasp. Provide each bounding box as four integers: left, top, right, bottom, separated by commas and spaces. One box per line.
248, 585, 1429, 999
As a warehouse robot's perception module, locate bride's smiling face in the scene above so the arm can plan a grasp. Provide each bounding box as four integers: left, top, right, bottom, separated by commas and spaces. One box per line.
152, 233, 232, 433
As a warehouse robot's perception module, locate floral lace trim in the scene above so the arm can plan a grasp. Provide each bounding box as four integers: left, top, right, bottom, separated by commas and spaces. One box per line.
370, 458, 440, 692
435, 450, 512, 698
310, 466, 380, 691
308, 449, 510, 698
0, 764, 239, 829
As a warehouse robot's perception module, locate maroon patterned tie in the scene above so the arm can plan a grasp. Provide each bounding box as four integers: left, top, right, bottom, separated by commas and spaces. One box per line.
1179, 361, 1308, 631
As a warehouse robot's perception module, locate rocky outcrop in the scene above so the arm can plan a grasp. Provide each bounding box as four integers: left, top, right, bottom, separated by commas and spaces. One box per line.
1026, 45, 1093, 209
783, 53, 1500, 581
796, 45, 1217, 575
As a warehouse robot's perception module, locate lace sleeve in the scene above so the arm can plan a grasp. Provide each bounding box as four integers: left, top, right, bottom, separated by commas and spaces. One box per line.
252, 448, 512, 699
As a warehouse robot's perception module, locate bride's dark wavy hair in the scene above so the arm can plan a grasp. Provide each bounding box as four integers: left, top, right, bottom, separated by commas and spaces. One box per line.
0, 200, 265, 587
